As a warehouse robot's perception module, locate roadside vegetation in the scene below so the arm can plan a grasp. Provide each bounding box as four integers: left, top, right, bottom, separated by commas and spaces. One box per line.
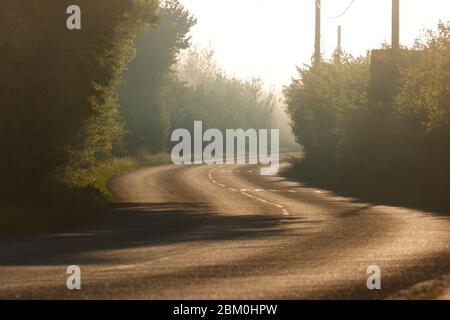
389, 274, 450, 300
0, 0, 277, 234
284, 22, 450, 211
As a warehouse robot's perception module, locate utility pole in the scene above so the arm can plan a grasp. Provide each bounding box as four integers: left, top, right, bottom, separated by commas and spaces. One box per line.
337, 25, 342, 52
369, 0, 401, 106
314, 0, 321, 65
392, 0, 400, 52
335, 25, 342, 64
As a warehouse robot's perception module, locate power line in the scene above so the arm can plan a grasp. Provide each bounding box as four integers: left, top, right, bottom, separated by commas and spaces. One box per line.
315, 0, 321, 9
329, 0, 356, 19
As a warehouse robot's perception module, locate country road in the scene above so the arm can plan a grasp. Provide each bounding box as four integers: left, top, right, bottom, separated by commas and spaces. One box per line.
1, 159, 450, 299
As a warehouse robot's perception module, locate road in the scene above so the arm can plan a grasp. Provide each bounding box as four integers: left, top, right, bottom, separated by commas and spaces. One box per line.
1, 158, 450, 299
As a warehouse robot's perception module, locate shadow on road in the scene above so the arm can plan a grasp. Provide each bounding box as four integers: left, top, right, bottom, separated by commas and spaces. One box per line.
280, 158, 450, 217
0, 202, 298, 266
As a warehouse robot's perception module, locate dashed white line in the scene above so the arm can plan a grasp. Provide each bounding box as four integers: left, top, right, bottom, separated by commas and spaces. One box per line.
208, 166, 291, 216
242, 188, 296, 193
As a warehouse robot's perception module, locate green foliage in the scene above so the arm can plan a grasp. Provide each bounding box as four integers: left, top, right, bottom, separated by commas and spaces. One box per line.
396, 22, 450, 132
172, 46, 276, 133
120, 21, 276, 152
0, 154, 170, 235
392, 22, 450, 197
284, 55, 369, 161
75, 153, 170, 200
0, 0, 159, 200
119, 0, 196, 153
285, 22, 450, 208
0, 1, 158, 233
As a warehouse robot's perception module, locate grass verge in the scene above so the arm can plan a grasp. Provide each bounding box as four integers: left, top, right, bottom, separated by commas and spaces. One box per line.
0, 153, 170, 236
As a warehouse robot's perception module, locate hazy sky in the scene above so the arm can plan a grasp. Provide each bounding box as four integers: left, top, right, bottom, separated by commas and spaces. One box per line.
180, 0, 449, 89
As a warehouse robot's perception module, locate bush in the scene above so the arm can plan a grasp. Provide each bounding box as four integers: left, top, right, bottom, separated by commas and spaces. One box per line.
284, 22, 450, 209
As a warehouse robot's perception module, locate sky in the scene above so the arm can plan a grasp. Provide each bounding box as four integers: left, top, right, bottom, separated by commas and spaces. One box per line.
180, 0, 450, 90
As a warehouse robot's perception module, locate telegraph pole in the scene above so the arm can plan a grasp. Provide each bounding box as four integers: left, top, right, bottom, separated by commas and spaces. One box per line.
314, 0, 321, 65
335, 25, 342, 64
337, 25, 342, 53
392, 0, 400, 52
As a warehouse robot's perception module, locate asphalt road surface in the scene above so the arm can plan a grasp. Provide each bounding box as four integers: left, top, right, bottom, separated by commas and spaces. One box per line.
1, 158, 450, 299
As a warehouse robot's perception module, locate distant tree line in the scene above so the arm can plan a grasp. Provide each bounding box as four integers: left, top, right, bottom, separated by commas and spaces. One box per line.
284, 22, 450, 209
120, 27, 276, 155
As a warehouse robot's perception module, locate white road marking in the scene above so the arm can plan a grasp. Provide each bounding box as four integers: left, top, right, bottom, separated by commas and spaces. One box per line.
242, 188, 296, 193
208, 166, 290, 216
269, 189, 297, 193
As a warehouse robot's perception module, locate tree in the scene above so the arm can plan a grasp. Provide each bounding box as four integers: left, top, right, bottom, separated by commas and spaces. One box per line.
0, 0, 158, 199
119, 0, 196, 153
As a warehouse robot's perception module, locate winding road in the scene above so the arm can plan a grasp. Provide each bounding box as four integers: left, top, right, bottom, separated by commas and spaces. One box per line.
1, 158, 450, 299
